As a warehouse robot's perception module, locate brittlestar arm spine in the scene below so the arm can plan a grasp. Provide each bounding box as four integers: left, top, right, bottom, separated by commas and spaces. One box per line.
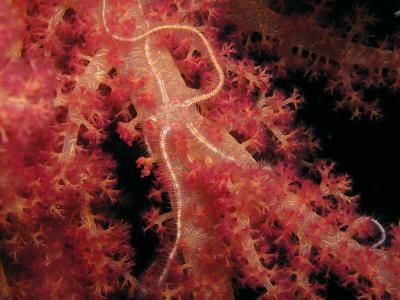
370, 218, 386, 248
144, 40, 170, 105
138, 0, 170, 106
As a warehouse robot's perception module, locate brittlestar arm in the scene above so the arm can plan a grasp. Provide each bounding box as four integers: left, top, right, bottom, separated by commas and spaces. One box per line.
158, 125, 183, 285
185, 122, 235, 161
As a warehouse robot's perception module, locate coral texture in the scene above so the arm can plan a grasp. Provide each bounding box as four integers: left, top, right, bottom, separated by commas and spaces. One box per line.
0, 0, 399, 299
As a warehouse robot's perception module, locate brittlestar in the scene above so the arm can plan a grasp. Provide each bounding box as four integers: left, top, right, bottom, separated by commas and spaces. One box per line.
102, 0, 238, 286
102, 0, 389, 294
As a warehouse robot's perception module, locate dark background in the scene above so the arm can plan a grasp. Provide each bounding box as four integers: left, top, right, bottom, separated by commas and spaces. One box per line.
295, 0, 400, 225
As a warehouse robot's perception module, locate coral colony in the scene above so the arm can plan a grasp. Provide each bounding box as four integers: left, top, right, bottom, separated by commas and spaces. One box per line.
0, 0, 399, 299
